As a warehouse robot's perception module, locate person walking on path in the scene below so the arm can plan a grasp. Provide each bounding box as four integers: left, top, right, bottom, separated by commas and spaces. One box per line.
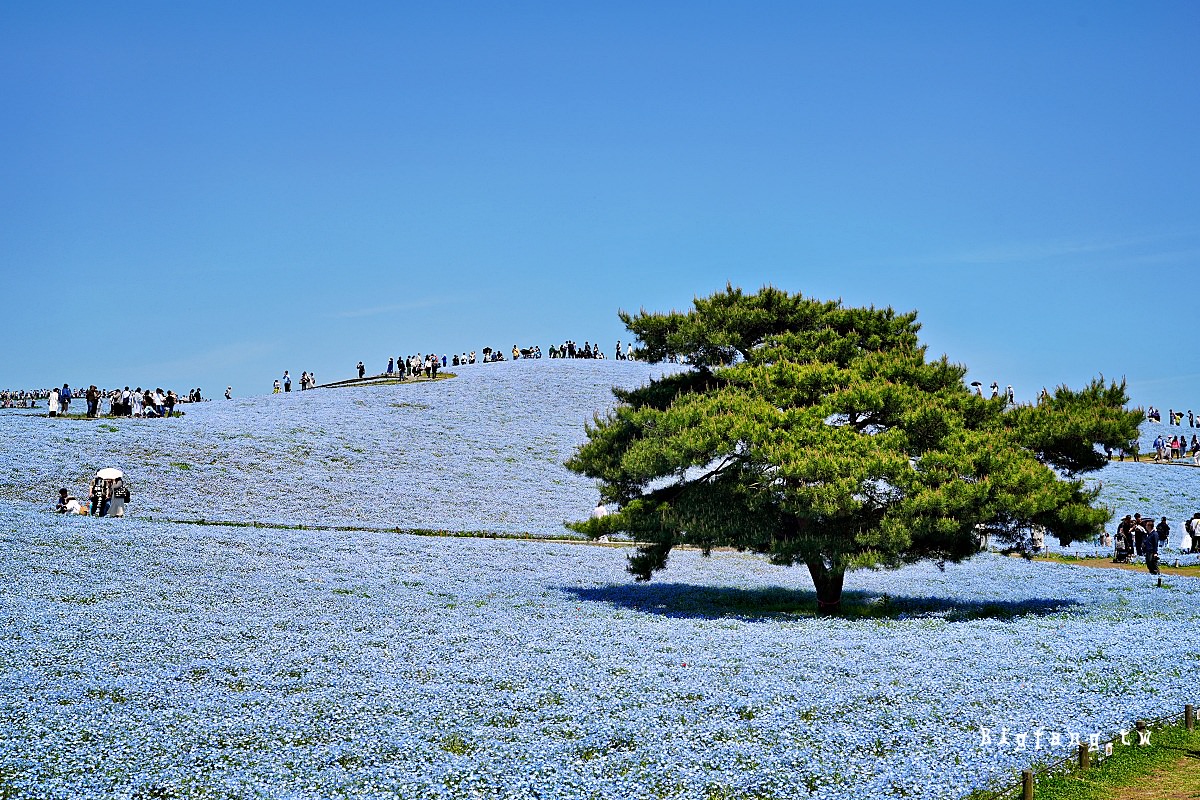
1144, 521, 1160, 574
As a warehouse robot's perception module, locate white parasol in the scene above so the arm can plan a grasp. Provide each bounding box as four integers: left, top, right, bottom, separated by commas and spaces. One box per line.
96, 468, 124, 480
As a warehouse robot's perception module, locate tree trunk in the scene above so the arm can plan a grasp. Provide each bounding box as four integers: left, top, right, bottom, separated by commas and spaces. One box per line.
805, 557, 846, 615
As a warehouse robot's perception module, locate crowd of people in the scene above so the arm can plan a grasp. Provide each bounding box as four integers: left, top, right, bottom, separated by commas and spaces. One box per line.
348, 339, 652, 377
31, 384, 205, 418
0, 389, 49, 408
342, 339, 645, 383
272, 370, 318, 393
55, 474, 131, 517
47, 385, 183, 418
1151, 433, 1200, 463
1106, 513, 1200, 570
1145, 406, 1196, 427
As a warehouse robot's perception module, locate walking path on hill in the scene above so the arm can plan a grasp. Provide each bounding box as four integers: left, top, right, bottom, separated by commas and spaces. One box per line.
314, 372, 456, 389
1020, 552, 1200, 579
1107, 758, 1200, 799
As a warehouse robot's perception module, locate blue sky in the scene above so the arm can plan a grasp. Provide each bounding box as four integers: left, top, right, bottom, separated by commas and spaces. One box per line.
2, 2, 1197, 409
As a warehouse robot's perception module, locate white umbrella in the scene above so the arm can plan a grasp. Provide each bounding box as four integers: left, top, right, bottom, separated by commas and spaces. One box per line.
96, 468, 124, 480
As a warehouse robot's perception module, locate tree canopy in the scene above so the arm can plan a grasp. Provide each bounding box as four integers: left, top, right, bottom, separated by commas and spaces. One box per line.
566, 285, 1143, 613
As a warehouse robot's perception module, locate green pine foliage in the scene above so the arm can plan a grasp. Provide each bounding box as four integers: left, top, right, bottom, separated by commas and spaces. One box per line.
565, 285, 1142, 613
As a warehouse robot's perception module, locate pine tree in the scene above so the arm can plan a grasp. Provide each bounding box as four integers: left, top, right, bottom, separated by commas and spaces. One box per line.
566, 285, 1142, 613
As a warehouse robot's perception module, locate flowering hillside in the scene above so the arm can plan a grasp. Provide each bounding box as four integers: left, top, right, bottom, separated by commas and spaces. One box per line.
0, 361, 684, 535
1, 361, 1198, 799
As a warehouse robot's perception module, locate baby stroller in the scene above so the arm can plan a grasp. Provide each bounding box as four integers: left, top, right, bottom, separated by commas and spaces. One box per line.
1113, 534, 1130, 563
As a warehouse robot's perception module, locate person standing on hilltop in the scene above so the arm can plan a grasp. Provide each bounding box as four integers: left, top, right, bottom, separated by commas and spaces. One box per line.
357, 361, 365, 379
84, 385, 100, 418
283, 371, 292, 392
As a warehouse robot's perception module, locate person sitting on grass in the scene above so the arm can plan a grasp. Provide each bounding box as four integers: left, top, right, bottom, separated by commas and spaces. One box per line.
55, 488, 82, 514
143, 390, 158, 417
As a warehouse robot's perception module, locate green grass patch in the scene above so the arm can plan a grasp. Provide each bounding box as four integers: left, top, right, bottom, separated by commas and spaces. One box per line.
981, 724, 1200, 800
439, 733, 475, 756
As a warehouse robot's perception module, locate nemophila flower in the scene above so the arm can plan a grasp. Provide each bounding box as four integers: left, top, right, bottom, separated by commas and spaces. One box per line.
1, 362, 1198, 798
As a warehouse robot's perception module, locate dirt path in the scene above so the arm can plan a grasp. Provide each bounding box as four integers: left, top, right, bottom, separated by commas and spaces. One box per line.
1107, 754, 1200, 799
1019, 553, 1200, 579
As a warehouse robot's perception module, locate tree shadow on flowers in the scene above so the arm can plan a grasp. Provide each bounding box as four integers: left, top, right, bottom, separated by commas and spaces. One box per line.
561, 583, 1081, 622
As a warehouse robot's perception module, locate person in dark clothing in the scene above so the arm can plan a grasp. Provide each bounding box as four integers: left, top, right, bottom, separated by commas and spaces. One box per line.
88, 478, 109, 517
357, 361, 365, 379
1144, 522, 1160, 574
85, 385, 100, 418
1156, 517, 1171, 546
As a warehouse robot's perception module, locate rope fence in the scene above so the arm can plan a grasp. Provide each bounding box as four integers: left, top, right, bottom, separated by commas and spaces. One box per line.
969, 703, 1194, 800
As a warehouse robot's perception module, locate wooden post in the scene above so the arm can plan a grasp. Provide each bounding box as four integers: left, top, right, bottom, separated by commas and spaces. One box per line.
1187, 704, 1195, 731
1022, 770, 1034, 800
1078, 742, 1090, 770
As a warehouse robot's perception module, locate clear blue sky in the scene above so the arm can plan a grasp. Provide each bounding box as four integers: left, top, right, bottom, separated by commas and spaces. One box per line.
3, 2, 1197, 409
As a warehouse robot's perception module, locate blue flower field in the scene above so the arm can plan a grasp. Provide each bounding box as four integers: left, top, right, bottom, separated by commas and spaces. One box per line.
1, 361, 1198, 799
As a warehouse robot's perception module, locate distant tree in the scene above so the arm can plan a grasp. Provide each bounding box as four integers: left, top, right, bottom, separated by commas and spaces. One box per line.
566, 285, 1142, 613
